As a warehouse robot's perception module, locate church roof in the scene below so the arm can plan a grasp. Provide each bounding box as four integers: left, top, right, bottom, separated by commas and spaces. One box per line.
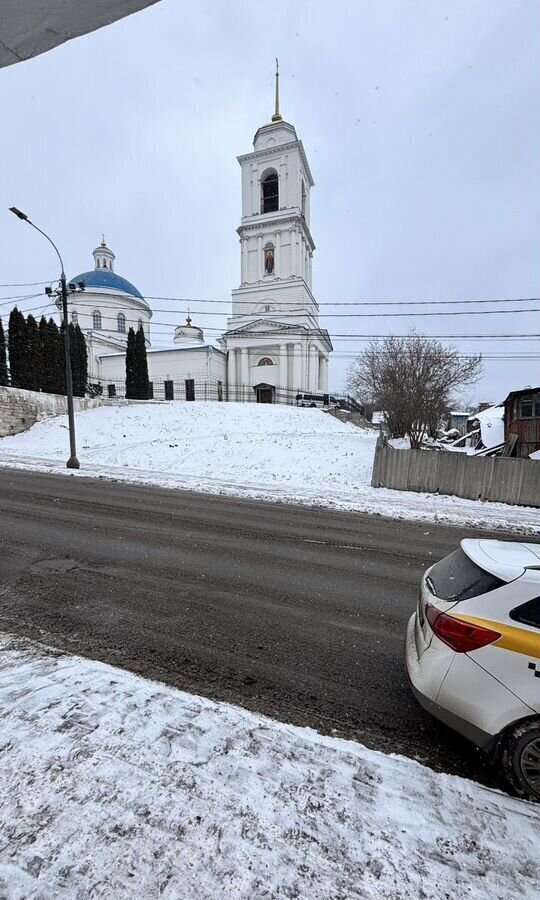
70, 268, 146, 303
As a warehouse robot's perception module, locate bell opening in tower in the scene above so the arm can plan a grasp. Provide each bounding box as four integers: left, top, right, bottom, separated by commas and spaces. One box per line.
261, 170, 279, 213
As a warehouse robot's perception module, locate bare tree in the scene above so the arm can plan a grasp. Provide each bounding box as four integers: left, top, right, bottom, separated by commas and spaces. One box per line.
346, 331, 483, 448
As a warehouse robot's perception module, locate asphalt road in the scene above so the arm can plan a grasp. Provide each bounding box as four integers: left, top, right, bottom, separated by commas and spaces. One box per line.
1, 467, 534, 786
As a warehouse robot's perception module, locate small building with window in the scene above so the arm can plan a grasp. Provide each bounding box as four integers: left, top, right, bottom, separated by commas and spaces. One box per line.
504, 387, 540, 458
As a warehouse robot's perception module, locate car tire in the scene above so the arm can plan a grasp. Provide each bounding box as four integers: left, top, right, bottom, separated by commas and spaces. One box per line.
500, 717, 540, 802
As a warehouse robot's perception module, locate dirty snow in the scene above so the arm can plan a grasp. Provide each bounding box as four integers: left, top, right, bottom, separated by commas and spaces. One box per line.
0, 403, 538, 533
0, 632, 538, 900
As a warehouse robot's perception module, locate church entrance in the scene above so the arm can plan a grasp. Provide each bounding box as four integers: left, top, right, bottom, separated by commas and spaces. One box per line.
254, 383, 274, 404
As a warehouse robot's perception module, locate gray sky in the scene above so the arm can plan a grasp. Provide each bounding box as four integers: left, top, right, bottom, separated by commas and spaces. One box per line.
1, 0, 539, 402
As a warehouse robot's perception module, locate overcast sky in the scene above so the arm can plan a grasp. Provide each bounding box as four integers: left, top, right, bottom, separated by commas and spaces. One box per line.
1, 0, 539, 401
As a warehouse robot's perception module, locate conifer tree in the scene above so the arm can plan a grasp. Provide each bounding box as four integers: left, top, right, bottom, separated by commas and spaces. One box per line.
38, 316, 50, 392
134, 325, 150, 399
0, 317, 8, 386
7, 307, 27, 389
125, 327, 136, 399
26, 314, 42, 392
49, 318, 65, 394
75, 324, 88, 397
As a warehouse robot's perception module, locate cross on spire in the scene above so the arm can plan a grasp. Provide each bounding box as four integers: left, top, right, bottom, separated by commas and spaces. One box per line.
271, 58, 282, 122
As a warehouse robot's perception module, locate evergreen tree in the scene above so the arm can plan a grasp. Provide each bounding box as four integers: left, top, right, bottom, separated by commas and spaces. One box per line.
7, 307, 27, 389
134, 325, 150, 399
49, 318, 65, 394
0, 317, 8, 386
125, 327, 136, 399
38, 316, 50, 392
75, 324, 88, 397
26, 314, 42, 392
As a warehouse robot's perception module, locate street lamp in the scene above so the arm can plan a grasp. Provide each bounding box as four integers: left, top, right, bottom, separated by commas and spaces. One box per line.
9, 207, 80, 469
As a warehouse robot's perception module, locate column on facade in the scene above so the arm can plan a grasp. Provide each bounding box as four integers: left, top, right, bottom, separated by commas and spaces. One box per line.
278, 344, 288, 398
257, 234, 263, 280
252, 166, 259, 215
309, 345, 319, 391
240, 237, 245, 283
275, 230, 281, 277
292, 342, 302, 392
289, 226, 296, 275
322, 356, 329, 391
241, 348, 249, 400
227, 348, 236, 400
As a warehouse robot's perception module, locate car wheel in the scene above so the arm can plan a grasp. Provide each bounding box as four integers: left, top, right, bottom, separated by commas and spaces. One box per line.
501, 717, 540, 802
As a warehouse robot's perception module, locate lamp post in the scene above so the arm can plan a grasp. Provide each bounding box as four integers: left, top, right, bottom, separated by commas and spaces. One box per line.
9, 207, 80, 469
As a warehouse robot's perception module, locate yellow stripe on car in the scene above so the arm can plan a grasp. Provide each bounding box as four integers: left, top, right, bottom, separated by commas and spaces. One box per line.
449, 613, 540, 659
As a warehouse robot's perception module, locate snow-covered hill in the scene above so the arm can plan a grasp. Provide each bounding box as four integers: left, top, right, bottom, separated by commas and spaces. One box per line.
0, 402, 538, 532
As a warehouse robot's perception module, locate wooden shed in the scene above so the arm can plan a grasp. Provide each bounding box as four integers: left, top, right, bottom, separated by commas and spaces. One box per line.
504, 387, 540, 458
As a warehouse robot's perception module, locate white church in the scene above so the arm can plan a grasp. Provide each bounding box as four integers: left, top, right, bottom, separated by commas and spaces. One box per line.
67, 72, 332, 403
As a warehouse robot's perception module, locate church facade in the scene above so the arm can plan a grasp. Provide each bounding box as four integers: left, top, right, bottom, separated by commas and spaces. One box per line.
66, 75, 331, 403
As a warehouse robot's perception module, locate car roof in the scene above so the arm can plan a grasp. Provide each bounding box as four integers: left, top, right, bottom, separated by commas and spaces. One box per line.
461, 539, 540, 583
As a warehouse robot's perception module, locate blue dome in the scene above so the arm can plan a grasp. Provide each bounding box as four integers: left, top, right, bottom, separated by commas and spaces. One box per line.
70, 269, 146, 302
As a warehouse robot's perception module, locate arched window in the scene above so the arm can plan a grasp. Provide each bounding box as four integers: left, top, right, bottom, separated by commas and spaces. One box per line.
264, 242, 275, 275
71, 310, 78, 326
96, 260, 100, 268
301, 180, 306, 216
117, 312, 126, 333
261, 169, 279, 213
258, 357, 274, 367
93, 310, 102, 330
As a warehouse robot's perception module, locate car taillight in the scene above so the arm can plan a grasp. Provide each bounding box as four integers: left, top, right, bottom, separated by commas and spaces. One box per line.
425, 603, 501, 653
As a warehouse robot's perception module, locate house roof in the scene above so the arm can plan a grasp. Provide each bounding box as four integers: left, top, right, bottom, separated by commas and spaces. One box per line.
505, 387, 540, 402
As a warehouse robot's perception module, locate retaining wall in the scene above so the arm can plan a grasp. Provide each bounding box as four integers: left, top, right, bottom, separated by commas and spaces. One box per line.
371, 438, 540, 508
0, 386, 129, 438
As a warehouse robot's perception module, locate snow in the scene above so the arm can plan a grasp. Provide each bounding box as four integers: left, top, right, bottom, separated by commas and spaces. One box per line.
0, 632, 538, 899
473, 406, 505, 450
530, 449, 540, 460
0, 403, 538, 534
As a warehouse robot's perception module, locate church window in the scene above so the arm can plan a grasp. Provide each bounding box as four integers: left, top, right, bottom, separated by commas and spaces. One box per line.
92, 310, 102, 330
71, 310, 78, 326
261, 170, 279, 213
264, 243, 275, 275
258, 357, 273, 367
96, 260, 100, 268
117, 312, 126, 333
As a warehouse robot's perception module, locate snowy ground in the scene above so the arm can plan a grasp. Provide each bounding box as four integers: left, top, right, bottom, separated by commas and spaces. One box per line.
0, 403, 538, 533
0, 632, 538, 900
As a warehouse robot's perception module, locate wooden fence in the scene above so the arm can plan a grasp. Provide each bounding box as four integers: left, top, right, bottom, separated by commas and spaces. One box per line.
371, 438, 540, 508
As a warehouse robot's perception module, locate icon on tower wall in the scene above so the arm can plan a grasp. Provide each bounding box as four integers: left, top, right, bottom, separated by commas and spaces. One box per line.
264, 246, 275, 275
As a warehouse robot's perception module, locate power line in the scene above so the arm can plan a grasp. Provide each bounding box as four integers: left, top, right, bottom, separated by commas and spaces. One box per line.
145, 294, 540, 307
0, 280, 54, 288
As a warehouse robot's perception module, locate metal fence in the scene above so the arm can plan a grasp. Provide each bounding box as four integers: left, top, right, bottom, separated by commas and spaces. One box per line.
89, 379, 347, 406
371, 437, 540, 508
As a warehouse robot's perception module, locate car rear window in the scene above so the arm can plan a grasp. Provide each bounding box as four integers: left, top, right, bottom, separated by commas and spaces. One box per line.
510, 598, 540, 629
426, 547, 504, 602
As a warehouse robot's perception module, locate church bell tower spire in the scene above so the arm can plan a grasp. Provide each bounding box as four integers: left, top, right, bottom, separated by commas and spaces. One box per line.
271, 58, 282, 122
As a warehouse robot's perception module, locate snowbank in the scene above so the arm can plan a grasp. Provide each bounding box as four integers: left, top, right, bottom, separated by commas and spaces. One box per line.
0, 632, 538, 899
0, 403, 538, 533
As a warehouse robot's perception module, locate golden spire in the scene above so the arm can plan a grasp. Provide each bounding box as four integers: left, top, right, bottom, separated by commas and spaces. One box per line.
271, 58, 282, 122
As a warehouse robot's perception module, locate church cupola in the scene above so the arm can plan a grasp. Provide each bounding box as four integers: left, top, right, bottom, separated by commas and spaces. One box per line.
173, 315, 204, 345
93, 236, 115, 272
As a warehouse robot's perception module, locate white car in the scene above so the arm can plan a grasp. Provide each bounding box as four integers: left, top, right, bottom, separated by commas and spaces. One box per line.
406, 539, 540, 800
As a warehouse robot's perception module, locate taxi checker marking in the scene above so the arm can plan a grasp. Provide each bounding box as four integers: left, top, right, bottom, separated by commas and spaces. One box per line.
528, 662, 540, 678
447, 613, 540, 659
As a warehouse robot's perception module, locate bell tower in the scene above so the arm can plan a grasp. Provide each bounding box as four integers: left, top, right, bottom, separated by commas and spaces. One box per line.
221, 65, 332, 401
229, 61, 318, 328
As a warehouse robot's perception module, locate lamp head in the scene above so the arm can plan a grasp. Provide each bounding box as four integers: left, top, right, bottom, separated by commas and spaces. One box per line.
9, 207, 28, 221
